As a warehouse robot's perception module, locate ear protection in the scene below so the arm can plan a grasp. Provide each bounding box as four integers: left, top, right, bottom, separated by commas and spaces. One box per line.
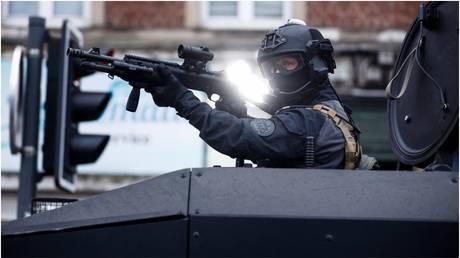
305, 38, 336, 82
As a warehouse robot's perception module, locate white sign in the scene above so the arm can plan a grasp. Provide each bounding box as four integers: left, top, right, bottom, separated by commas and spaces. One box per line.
1, 57, 206, 175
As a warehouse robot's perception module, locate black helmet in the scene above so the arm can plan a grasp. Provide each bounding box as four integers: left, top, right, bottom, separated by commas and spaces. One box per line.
257, 19, 336, 95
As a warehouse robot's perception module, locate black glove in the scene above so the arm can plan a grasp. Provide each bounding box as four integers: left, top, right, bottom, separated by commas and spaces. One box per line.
145, 64, 189, 107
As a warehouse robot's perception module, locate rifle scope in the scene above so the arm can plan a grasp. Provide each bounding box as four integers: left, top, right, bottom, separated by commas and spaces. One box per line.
178, 44, 214, 62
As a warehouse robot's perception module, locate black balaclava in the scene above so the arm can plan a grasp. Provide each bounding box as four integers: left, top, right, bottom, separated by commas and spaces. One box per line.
257, 20, 336, 108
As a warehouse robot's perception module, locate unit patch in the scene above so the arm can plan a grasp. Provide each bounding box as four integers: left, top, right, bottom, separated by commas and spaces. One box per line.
250, 119, 275, 137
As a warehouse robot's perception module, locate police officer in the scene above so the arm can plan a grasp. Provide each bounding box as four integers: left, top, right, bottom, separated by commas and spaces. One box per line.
147, 19, 367, 169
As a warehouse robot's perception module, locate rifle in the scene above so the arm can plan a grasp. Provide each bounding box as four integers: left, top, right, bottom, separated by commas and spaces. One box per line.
67, 45, 253, 117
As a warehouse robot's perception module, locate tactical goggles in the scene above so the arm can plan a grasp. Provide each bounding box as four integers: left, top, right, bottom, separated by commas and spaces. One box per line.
260, 53, 306, 80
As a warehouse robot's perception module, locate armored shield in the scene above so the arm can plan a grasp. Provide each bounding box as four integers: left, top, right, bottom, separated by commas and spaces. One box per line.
387, 1, 459, 165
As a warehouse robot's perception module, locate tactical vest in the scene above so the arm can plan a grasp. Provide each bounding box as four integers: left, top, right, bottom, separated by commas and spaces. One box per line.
266, 104, 362, 170
310, 104, 362, 169
269, 103, 363, 169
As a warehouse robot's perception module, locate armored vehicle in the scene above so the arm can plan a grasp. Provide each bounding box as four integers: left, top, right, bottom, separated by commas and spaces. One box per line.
2, 2, 458, 257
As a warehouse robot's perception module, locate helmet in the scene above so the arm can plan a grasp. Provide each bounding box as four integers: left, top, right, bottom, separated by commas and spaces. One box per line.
257, 19, 336, 95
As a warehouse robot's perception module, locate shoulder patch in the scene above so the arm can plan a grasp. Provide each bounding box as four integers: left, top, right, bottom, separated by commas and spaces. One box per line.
250, 119, 275, 137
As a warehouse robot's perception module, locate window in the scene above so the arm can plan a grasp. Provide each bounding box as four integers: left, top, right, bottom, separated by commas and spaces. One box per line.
254, 2, 283, 18
201, 1, 291, 30
7, 2, 39, 16
209, 1, 238, 17
2, 1, 92, 28
53, 2, 84, 16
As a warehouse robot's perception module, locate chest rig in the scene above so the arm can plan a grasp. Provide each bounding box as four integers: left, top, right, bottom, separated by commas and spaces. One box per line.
311, 104, 361, 169
276, 104, 362, 169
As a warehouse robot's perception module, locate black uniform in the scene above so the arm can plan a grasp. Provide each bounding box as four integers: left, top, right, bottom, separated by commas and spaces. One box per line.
147, 20, 362, 169
174, 80, 348, 168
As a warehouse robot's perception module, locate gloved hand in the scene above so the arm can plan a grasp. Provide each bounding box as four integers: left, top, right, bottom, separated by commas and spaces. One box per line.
145, 64, 189, 107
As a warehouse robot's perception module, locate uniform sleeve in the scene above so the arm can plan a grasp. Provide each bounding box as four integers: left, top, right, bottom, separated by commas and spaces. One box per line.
174, 90, 325, 162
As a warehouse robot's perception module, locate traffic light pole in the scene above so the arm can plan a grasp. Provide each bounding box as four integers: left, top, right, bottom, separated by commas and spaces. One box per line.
17, 17, 46, 218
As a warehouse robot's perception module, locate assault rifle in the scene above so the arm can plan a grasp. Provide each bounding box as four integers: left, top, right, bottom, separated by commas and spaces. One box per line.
67, 45, 261, 117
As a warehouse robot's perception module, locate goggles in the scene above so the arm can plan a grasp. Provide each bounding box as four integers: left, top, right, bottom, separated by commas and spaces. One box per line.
260, 53, 306, 80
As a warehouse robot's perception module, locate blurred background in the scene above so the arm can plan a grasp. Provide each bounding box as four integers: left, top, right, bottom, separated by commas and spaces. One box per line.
1, 1, 420, 222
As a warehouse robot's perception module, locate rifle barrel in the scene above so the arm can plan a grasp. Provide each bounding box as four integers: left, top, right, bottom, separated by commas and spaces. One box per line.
80, 62, 114, 74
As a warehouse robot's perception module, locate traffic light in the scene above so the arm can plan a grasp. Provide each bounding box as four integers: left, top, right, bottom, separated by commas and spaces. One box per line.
43, 20, 111, 192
